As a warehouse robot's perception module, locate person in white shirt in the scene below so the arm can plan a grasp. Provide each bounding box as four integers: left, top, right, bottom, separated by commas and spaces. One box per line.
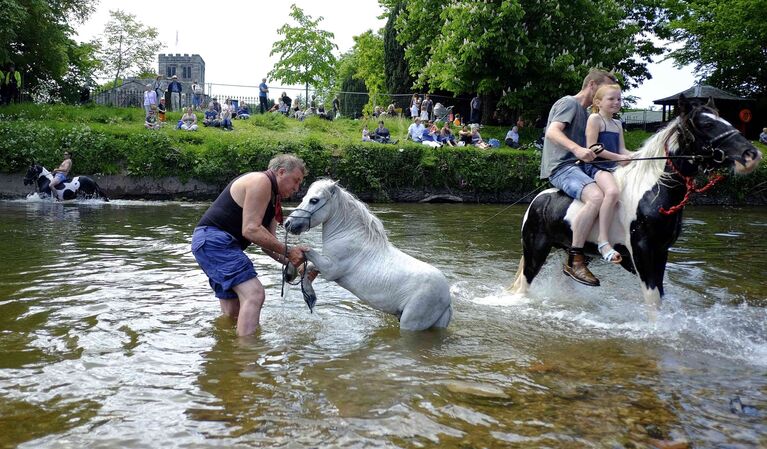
407, 117, 425, 142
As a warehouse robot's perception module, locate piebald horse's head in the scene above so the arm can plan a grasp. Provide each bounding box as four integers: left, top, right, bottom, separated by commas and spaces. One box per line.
674, 95, 761, 176
23, 164, 43, 186
284, 179, 339, 235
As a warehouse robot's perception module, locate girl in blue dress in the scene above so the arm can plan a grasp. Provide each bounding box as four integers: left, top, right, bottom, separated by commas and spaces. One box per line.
584, 84, 633, 264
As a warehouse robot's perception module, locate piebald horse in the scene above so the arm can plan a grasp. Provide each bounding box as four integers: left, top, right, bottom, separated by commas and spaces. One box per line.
510, 96, 762, 314
284, 180, 453, 331
23, 164, 109, 201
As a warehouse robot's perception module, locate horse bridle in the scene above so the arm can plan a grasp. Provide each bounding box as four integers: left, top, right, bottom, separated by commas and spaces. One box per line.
286, 188, 336, 229
675, 109, 741, 169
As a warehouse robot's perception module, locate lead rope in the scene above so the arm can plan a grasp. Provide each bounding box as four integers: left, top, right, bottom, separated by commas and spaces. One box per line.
280, 231, 313, 311
658, 137, 726, 215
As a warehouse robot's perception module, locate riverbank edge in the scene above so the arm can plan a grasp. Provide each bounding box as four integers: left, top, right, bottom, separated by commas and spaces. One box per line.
4, 172, 765, 205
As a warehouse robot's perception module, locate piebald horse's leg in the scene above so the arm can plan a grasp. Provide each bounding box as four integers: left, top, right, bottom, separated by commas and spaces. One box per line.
630, 234, 668, 320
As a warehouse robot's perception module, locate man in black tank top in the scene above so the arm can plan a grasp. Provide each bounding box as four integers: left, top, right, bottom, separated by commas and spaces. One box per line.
191, 154, 308, 336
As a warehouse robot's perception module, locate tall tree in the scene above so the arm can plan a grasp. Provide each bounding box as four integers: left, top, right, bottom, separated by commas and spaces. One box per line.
665, 0, 767, 97
352, 30, 388, 113
96, 10, 162, 88
387, 0, 665, 119
0, 0, 98, 97
269, 4, 338, 103
383, 1, 413, 102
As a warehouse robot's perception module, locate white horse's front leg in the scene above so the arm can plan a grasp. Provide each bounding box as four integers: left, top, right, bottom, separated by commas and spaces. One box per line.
300, 262, 320, 311
304, 248, 343, 281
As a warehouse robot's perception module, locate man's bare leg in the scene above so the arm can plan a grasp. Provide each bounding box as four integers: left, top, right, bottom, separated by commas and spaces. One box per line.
231, 277, 266, 336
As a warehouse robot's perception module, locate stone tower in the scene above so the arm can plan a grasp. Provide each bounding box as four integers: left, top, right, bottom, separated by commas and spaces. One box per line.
157, 53, 206, 92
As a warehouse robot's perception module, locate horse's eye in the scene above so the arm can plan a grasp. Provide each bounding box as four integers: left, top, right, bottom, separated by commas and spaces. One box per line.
309, 198, 319, 205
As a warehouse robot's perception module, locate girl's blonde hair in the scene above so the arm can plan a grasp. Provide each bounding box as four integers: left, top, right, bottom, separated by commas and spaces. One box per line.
591, 84, 622, 114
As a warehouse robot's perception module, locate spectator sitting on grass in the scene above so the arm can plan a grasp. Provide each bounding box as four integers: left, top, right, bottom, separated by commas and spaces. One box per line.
145, 106, 160, 130
386, 104, 396, 116
203, 103, 220, 127
180, 107, 198, 131
760, 127, 767, 145
268, 101, 280, 113
373, 121, 392, 143
471, 124, 491, 150
362, 125, 371, 142
439, 122, 456, 147
458, 125, 472, 146
421, 120, 442, 148
237, 103, 251, 119
407, 117, 425, 142
505, 125, 520, 148
221, 99, 234, 130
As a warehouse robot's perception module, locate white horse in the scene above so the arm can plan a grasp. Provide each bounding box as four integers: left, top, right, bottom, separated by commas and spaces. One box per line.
284, 180, 453, 331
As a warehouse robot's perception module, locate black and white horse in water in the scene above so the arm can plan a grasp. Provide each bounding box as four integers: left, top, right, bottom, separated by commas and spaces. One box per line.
284, 179, 453, 331
23, 164, 109, 201
511, 96, 762, 314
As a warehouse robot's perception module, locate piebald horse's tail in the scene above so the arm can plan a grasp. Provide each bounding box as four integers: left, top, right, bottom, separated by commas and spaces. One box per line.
95, 182, 110, 202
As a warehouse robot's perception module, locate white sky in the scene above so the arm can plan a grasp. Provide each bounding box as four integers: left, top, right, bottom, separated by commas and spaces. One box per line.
76, 0, 696, 108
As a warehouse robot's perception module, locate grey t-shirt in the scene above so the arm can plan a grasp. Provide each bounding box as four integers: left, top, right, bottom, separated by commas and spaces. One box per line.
540, 95, 589, 179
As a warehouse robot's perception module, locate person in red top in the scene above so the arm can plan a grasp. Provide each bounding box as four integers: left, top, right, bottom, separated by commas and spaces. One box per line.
191, 154, 309, 336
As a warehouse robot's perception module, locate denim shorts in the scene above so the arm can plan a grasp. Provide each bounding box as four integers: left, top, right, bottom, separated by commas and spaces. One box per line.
191, 226, 257, 299
53, 173, 67, 184
549, 163, 596, 201
581, 161, 616, 179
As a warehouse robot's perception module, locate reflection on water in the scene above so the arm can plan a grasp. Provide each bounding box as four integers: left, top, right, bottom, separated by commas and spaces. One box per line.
0, 199, 765, 448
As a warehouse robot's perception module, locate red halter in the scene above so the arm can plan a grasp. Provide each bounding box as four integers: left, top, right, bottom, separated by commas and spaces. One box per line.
658, 139, 725, 216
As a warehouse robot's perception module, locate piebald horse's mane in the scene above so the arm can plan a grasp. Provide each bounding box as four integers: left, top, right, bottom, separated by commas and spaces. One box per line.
313, 179, 389, 246
613, 117, 681, 197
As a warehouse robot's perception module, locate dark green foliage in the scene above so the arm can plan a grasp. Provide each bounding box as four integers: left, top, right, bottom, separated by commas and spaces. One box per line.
383, 1, 413, 98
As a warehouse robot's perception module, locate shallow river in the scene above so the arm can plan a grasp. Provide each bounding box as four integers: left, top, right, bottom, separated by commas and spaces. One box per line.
0, 198, 765, 448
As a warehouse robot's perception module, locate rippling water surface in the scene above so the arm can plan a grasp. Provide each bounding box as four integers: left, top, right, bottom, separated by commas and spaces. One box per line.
0, 199, 765, 448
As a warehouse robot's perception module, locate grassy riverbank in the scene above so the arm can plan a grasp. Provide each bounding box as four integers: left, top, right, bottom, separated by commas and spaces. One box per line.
0, 103, 764, 202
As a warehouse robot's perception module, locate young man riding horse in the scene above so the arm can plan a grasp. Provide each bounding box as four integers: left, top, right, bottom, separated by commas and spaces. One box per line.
540, 68, 620, 287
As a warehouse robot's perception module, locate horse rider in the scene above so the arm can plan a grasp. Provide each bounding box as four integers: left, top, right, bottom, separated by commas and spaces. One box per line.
50, 151, 72, 190
191, 154, 309, 336
540, 68, 619, 287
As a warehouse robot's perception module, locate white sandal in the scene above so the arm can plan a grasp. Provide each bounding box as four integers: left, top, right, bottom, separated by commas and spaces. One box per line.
598, 242, 622, 264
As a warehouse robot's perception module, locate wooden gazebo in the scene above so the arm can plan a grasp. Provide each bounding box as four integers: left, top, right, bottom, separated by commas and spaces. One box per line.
654, 84, 756, 136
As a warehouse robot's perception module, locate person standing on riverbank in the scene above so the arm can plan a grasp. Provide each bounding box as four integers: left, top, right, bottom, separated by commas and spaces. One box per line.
191, 154, 309, 336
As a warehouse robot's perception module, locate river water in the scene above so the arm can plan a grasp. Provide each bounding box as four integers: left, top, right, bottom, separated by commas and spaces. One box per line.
0, 198, 765, 448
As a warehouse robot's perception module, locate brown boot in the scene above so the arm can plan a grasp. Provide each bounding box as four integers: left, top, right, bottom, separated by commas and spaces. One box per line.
563, 248, 600, 287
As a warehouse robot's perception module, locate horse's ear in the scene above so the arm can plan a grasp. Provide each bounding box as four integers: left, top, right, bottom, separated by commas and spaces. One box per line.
677, 94, 691, 117
705, 96, 717, 110
329, 181, 339, 196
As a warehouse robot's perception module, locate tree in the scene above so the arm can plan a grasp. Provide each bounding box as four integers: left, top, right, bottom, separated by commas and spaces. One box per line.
383, 1, 413, 102
386, 0, 666, 120
0, 0, 99, 98
351, 30, 388, 113
95, 10, 162, 88
269, 4, 338, 102
665, 0, 767, 97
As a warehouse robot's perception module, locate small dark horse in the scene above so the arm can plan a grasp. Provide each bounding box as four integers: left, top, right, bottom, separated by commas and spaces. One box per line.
510, 96, 762, 315
23, 164, 109, 201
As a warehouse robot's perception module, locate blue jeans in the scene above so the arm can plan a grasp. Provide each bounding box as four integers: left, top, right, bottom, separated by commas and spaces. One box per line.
191, 226, 257, 299
549, 163, 595, 201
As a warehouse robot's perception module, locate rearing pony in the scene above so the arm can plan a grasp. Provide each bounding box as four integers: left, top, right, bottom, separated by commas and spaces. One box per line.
284, 179, 453, 331
510, 96, 762, 313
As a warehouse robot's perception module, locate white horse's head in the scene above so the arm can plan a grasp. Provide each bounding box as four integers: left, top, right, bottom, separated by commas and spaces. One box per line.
284, 179, 339, 235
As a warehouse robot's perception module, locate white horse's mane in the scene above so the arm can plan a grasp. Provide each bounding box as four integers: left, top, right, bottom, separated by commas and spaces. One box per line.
313, 179, 389, 246
614, 117, 680, 196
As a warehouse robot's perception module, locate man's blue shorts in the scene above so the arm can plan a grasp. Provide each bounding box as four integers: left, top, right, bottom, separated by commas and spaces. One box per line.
52, 173, 67, 184
191, 226, 258, 299
549, 163, 596, 201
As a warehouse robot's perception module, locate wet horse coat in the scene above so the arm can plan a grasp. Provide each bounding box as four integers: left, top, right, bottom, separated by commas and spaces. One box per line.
510, 97, 762, 312
23, 164, 109, 201
284, 180, 452, 331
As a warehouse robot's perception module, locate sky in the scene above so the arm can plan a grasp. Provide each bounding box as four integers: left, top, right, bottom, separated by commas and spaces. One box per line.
75, 0, 697, 109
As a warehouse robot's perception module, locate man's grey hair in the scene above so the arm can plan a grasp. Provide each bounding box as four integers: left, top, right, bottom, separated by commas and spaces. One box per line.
269, 154, 307, 176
